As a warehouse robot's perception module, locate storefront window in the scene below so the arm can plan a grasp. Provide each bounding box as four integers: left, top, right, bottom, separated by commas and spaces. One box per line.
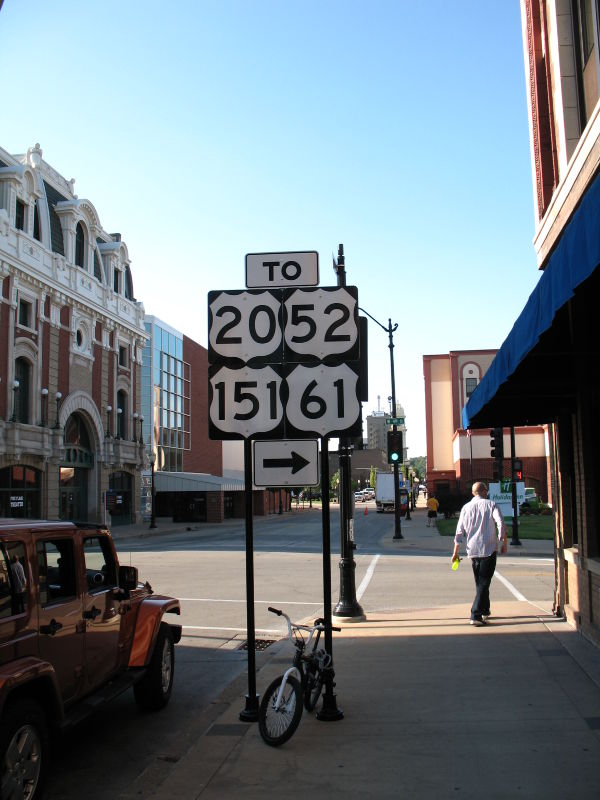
0, 466, 41, 518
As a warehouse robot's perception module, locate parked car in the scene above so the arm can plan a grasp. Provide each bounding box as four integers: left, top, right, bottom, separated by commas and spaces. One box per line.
520, 487, 541, 513
354, 491, 364, 502
0, 519, 182, 800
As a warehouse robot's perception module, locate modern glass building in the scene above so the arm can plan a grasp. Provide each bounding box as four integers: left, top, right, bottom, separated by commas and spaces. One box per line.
142, 316, 191, 471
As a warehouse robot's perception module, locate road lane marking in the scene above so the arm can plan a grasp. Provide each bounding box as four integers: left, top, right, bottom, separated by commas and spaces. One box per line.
494, 570, 527, 601
356, 554, 380, 601
182, 626, 282, 634
178, 598, 321, 605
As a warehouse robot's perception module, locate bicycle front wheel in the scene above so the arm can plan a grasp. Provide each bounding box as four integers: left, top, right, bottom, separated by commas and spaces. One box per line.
303, 665, 324, 712
258, 675, 303, 747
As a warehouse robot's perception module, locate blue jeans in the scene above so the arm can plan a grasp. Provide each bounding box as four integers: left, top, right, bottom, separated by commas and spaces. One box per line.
470, 552, 497, 620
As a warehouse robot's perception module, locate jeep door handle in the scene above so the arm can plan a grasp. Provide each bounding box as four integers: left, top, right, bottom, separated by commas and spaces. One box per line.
83, 606, 101, 620
40, 619, 63, 636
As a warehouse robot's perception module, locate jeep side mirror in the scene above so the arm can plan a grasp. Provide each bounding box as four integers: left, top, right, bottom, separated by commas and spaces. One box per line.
118, 565, 138, 591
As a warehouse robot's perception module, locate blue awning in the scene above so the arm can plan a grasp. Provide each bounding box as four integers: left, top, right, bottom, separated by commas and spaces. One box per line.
463, 169, 600, 430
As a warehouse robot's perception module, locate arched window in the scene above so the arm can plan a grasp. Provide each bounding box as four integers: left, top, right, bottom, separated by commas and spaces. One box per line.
75, 222, 86, 268
64, 413, 91, 448
116, 390, 127, 439
14, 358, 31, 424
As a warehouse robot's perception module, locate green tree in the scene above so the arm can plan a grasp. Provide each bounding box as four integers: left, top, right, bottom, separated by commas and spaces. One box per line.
369, 465, 377, 489
330, 469, 340, 500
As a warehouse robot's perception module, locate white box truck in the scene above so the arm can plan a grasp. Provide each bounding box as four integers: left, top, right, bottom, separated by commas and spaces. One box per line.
375, 473, 408, 513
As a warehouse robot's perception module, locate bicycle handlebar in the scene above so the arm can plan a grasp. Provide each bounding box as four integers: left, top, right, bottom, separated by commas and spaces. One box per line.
267, 606, 341, 634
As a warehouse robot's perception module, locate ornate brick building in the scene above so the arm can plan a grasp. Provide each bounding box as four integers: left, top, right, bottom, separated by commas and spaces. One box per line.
0, 143, 146, 524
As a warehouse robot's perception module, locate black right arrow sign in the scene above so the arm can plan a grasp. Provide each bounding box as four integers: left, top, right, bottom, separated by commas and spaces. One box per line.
253, 439, 319, 487
263, 451, 310, 474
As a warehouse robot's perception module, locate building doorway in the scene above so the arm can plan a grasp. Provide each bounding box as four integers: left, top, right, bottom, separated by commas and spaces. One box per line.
59, 413, 94, 522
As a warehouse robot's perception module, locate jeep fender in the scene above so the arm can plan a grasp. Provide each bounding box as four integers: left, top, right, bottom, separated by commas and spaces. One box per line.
0, 656, 62, 721
128, 596, 181, 668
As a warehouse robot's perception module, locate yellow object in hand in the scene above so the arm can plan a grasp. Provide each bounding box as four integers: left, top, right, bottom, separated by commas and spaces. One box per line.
451, 557, 461, 571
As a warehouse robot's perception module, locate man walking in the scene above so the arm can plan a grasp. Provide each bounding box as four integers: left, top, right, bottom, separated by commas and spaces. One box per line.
452, 482, 506, 626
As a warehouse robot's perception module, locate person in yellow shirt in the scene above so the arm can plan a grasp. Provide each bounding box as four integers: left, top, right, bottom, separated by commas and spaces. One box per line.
426, 495, 439, 527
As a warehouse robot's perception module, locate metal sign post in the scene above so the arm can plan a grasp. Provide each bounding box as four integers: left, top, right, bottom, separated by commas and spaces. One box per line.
317, 436, 343, 721
239, 439, 259, 721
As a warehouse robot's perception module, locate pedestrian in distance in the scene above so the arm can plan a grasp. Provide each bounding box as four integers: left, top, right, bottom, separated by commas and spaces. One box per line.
426, 494, 439, 527
451, 481, 507, 627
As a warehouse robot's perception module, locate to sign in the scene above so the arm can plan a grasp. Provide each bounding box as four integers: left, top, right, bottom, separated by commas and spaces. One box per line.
246, 251, 319, 288
253, 439, 319, 487
208, 287, 359, 366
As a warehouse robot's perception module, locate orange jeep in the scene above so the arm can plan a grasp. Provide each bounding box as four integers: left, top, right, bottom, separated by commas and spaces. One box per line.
0, 519, 181, 800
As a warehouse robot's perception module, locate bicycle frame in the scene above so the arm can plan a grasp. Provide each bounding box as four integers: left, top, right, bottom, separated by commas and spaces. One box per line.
272, 665, 302, 710
268, 608, 327, 709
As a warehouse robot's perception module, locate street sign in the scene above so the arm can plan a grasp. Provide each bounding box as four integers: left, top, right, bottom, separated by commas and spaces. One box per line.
285, 363, 361, 438
283, 286, 359, 363
208, 277, 363, 440
245, 251, 319, 288
208, 290, 282, 366
208, 286, 359, 366
208, 365, 284, 440
253, 439, 319, 487
385, 417, 405, 425
209, 362, 361, 440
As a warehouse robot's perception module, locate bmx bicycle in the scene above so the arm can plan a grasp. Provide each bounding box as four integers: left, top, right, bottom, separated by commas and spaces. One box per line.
258, 606, 340, 747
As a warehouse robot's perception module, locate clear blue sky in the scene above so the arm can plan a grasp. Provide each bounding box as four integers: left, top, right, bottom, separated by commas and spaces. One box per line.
1, 0, 538, 456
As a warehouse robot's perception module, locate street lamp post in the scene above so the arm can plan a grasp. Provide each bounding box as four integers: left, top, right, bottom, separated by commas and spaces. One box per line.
132, 411, 139, 441
139, 415, 144, 444
105, 405, 112, 437
116, 407, 123, 439
10, 380, 20, 423
332, 243, 365, 621
54, 391, 62, 429
359, 308, 403, 539
40, 388, 49, 427
149, 452, 157, 529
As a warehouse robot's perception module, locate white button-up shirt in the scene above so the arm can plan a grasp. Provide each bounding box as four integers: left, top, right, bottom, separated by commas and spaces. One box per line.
454, 495, 506, 558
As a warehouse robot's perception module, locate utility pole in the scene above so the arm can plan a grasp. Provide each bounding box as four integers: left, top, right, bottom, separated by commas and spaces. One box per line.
332, 244, 365, 621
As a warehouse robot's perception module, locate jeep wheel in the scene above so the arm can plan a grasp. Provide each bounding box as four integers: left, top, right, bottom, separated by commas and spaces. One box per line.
134, 623, 175, 711
0, 699, 48, 800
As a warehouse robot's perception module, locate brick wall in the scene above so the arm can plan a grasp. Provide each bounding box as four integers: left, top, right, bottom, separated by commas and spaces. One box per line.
183, 334, 222, 475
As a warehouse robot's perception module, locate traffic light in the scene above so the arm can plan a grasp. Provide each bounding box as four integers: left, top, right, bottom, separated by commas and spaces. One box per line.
512, 458, 523, 482
387, 430, 403, 464
490, 427, 504, 481
490, 427, 504, 461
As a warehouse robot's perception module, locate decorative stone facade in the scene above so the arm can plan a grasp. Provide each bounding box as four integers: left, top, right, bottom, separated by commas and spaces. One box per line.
0, 143, 146, 524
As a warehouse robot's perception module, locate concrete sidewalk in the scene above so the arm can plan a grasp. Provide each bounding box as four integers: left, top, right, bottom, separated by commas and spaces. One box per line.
119, 599, 600, 800
113, 506, 600, 799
